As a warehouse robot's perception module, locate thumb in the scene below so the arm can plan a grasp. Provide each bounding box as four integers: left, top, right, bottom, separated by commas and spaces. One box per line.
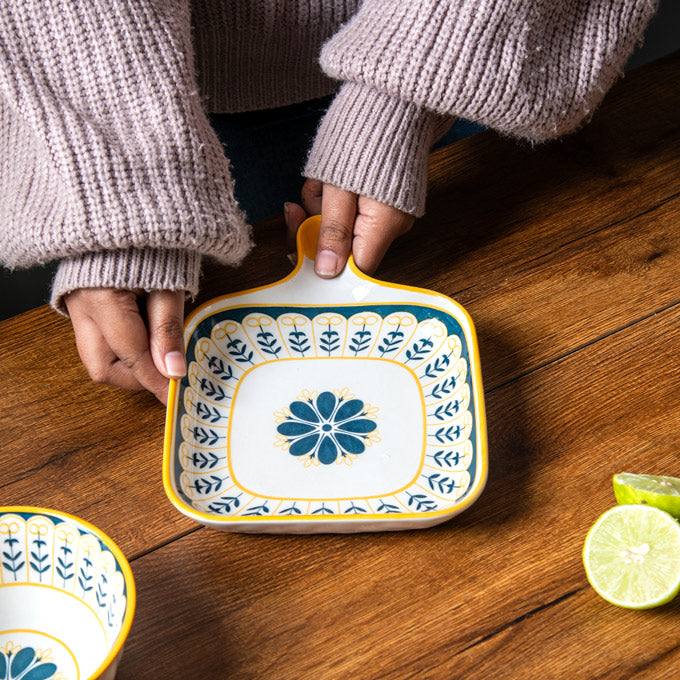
147, 290, 186, 379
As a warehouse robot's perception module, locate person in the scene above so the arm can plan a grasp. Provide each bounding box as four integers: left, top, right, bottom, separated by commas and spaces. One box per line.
0, 1, 657, 403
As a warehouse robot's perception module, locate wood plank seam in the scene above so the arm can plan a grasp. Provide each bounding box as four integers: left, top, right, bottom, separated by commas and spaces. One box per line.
0, 445, 85, 491
128, 526, 202, 562
454, 587, 585, 657
518, 188, 680, 271
488, 298, 680, 394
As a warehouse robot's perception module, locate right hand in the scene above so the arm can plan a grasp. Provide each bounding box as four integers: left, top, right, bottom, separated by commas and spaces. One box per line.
64, 288, 186, 405
284, 180, 414, 277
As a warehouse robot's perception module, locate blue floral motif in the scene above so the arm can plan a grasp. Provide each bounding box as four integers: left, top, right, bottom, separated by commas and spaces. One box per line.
348, 325, 372, 355
312, 503, 334, 515
280, 503, 302, 515
0, 644, 58, 680
429, 450, 463, 468
287, 325, 310, 355
255, 325, 281, 357
208, 494, 242, 514
1, 529, 24, 580
207, 355, 234, 380
29, 531, 50, 582
318, 326, 340, 355
277, 391, 377, 465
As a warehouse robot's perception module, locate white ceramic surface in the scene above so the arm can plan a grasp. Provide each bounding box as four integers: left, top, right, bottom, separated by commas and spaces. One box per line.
164, 216, 488, 533
0, 508, 135, 679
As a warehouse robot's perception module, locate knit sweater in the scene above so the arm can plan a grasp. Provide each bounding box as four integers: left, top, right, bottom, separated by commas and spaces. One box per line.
0, 1, 657, 311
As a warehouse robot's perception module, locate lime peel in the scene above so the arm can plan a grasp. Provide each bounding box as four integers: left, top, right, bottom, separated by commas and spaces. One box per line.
613, 472, 680, 519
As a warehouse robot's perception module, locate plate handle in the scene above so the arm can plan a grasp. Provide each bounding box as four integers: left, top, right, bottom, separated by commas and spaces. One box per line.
296, 214, 322, 261
295, 214, 362, 273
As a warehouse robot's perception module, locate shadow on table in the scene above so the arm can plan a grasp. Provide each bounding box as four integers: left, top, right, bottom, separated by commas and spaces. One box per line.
116, 540, 235, 678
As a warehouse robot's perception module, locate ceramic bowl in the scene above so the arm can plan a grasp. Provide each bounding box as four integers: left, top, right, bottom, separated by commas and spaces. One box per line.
0, 507, 135, 679
164, 215, 488, 533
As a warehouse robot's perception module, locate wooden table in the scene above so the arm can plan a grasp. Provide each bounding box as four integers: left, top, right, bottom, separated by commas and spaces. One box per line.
2, 51, 679, 679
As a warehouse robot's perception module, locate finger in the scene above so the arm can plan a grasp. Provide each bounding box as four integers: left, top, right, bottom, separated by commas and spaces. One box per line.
316, 185, 357, 278
69, 308, 143, 391
90, 291, 169, 403
147, 290, 186, 380
301, 178, 323, 215
352, 200, 415, 275
283, 201, 308, 262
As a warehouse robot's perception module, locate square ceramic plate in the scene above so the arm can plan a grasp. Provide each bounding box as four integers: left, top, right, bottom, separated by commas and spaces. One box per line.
164, 216, 487, 533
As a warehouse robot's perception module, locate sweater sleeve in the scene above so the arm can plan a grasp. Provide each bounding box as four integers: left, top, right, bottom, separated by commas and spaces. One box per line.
0, 1, 252, 310
305, 0, 657, 216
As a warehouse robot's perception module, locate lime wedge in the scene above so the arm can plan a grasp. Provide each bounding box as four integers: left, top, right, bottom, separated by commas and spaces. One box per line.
613, 473, 680, 519
583, 505, 680, 609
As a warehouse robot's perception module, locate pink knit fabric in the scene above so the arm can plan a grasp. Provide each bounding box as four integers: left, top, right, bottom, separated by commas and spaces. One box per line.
0, 1, 657, 312
316, 0, 658, 141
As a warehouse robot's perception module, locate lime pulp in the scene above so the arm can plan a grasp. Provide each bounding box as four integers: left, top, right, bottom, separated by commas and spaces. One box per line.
583, 504, 680, 609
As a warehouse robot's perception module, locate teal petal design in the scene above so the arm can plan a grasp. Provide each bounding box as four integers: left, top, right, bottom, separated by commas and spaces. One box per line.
289, 434, 320, 456
24, 664, 58, 680
334, 399, 364, 422
289, 401, 319, 423
277, 421, 316, 437
318, 435, 338, 464
277, 390, 377, 465
338, 418, 377, 434
315, 391, 337, 420
335, 433, 366, 454
0, 654, 7, 676
11, 648, 36, 676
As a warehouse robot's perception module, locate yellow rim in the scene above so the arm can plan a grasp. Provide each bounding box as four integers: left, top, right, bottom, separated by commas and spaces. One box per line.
0, 584, 106, 636
223, 355, 427, 502
0, 506, 136, 679
163, 215, 488, 523
0, 628, 81, 678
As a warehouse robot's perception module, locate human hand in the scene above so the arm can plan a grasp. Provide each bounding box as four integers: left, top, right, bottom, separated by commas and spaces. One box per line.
64, 289, 186, 404
284, 179, 414, 277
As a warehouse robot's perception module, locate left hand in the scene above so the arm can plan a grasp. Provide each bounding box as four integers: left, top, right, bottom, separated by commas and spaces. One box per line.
284, 179, 414, 277
65, 288, 186, 405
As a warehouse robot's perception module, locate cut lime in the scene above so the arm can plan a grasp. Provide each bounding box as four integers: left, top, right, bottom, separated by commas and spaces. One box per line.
613, 472, 680, 519
583, 505, 680, 609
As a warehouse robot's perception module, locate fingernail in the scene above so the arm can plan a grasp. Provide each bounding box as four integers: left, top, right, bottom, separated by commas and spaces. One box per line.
315, 250, 339, 277
283, 202, 291, 216
165, 351, 186, 377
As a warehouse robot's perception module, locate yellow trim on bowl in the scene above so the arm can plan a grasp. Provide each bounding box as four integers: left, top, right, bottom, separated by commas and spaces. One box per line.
0, 628, 81, 679
163, 215, 488, 524
0, 506, 136, 680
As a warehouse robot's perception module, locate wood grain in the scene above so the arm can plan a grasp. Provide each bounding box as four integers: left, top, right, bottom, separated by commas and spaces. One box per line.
0, 50, 679, 679
117, 306, 680, 680
0, 310, 194, 555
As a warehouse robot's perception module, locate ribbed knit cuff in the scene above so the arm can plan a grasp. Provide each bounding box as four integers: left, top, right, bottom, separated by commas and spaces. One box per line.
304, 82, 452, 217
51, 247, 201, 315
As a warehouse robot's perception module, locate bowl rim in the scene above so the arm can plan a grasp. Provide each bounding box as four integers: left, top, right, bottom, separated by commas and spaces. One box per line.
0, 505, 136, 679
162, 215, 488, 526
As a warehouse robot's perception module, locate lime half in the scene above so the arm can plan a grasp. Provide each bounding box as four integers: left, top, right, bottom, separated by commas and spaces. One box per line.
613, 473, 680, 519
583, 504, 680, 609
